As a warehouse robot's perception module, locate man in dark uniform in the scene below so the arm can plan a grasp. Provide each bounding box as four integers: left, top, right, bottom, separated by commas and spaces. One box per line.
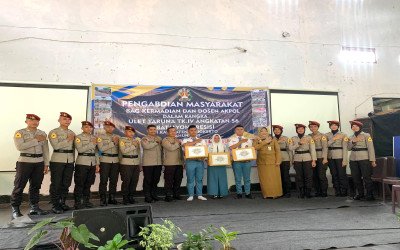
11, 114, 49, 219
348, 120, 377, 201
97, 121, 120, 206
74, 121, 99, 209
48, 112, 75, 214
308, 121, 329, 197
289, 124, 317, 198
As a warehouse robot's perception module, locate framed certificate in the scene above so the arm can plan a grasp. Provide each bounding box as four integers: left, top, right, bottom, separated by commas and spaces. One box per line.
208, 152, 231, 166
232, 147, 256, 161
185, 145, 208, 159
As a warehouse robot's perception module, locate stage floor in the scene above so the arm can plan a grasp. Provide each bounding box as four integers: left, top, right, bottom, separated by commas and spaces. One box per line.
1, 192, 400, 250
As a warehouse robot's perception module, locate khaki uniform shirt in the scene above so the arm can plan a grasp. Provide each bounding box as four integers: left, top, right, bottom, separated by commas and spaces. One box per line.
162, 137, 183, 166
326, 131, 349, 164
348, 132, 376, 161
14, 128, 50, 165
48, 127, 75, 163
275, 135, 292, 162
97, 133, 119, 164
309, 132, 328, 162
141, 135, 163, 166
74, 133, 99, 166
119, 137, 141, 165
289, 135, 317, 162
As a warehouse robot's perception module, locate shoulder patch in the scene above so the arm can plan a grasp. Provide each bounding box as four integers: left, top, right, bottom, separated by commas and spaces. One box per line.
15, 132, 22, 138
367, 136, 373, 142
50, 133, 57, 139
344, 137, 349, 142
75, 138, 81, 143
97, 137, 102, 143
288, 138, 292, 144
321, 136, 327, 141
310, 139, 315, 144
120, 141, 125, 147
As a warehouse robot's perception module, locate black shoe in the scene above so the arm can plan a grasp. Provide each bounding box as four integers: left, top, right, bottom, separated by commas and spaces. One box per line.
217, 196, 223, 199
60, 198, 71, 211
164, 196, 174, 202
122, 196, 129, 205
314, 193, 322, 197
299, 188, 305, 199
340, 189, 348, 197
29, 205, 49, 216
151, 195, 160, 202
212, 195, 218, 199
235, 194, 243, 199
52, 205, 64, 214
100, 195, 107, 206
245, 194, 254, 199
145, 197, 154, 203
11, 206, 23, 219
83, 197, 94, 208
128, 196, 136, 204
74, 197, 85, 210
320, 193, 328, 198
365, 196, 375, 201
334, 189, 341, 197
353, 194, 364, 200
173, 195, 182, 200
305, 189, 312, 199
108, 194, 118, 205
283, 193, 291, 198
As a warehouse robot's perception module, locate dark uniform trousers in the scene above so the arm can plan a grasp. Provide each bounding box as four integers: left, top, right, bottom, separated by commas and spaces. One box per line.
350, 160, 373, 197
73, 164, 96, 198
328, 159, 348, 193
143, 165, 162, 198
11, 161, 45, 206
99, 162, 120, 195
49, 162, 74, 204
294, 161, 313, 189
313, 158, 328, 194
164, 165, 184, 197
119, 164, 140, 196
280, 161, 291, 194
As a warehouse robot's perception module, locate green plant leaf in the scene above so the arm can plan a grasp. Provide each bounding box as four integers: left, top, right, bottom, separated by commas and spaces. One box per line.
113, 233, 123, 244
24, 230, 48, 250
53, 219, 74, 229
28, 217, 54, 234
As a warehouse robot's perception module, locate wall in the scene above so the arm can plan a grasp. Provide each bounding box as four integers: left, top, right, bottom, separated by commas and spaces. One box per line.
1, 0, 400, 195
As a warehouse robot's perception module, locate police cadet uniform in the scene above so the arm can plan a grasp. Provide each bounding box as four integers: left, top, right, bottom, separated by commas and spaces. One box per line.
228, 132, 254, 199
273, 125, 293, 198
162, 136, 184, 202
119, 126, 141, 205
289, 124, 317, 198
348, 120, 376, 201
326, 120, 349, 197
141, 133, 163, 203
308, 121, 329, 197
97, 121, 120, 206
11, 114, 50, 219
74, 121, 99, 209
48, 112, 75, 214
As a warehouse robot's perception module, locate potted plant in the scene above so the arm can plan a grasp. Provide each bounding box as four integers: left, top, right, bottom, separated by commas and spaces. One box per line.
178, 226, 214, 250
213, 227, 238, 250
138, 219, 181, 250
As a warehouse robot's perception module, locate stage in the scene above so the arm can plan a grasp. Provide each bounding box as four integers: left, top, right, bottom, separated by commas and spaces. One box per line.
1, 192, 400, 250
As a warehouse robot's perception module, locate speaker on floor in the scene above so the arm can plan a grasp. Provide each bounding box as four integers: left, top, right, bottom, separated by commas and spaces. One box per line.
73, 205, 153, 249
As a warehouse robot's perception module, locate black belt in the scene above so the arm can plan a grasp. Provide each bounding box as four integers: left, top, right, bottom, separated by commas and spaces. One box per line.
102, 153, 118, 157
316, 149, 322, 152
122, 155, 138, 159
20, 153, 43, 158
280, 148, 287, 151
295, 151, 310, 154
54, 149, 74, 153
78, 153, 95, 156
351, 148, 368, 151
329, 147, 343, 150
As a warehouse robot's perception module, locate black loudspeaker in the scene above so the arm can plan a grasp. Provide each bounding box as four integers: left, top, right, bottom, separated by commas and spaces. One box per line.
73, 205, 153, 249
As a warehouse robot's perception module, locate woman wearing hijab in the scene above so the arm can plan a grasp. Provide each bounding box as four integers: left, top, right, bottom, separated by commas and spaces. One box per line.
207, 134, 229, 198
254, 127, 282, 199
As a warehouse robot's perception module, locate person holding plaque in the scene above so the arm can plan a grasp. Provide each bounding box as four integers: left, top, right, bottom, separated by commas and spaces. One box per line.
207, 134, 229, 199
229, 125, 254, 199
254, 127, 282, 199
182, 125, 208, 201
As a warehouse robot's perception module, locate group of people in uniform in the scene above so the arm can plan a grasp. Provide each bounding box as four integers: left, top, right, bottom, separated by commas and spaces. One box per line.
11, 112, 377, 219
